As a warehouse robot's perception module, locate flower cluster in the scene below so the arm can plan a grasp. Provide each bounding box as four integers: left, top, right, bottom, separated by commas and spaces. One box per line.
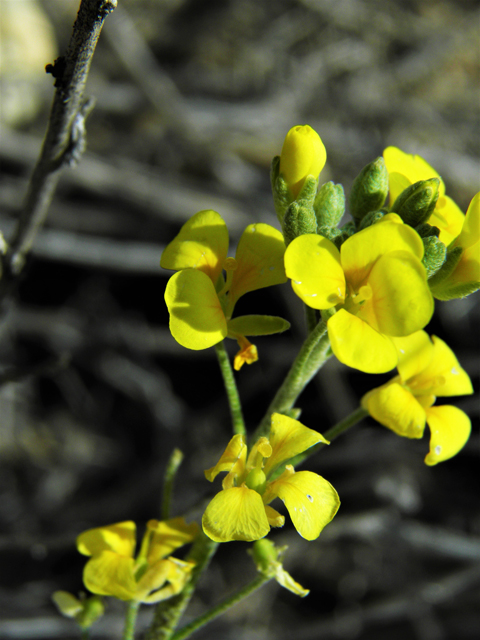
161, 209, 289, 369
202, 413, 340, 542
362, 330, 473, 465
76, 518, 198, 603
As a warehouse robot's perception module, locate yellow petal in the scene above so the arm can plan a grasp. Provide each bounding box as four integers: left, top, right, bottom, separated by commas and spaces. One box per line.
77, 521, 136, 558
202, 486, 271, 542
361, 382, 426, 439
392, 331, 434, 383
264, 505, 285, 528
263, 413, 329, 477
360, 251, 433, 336
145, 518, 199, 565
204, 434, 247, 485
134, 559, 171, 602
424, 405, 471, 465
274, 564, 310, 597
328, 309, 398, 373
285, 234, 345, 309
279, 125, 327, 198
341, 218, 424, 291
411, 336, 474, 397
455, 192, 480, 250
265, 467, 340, 541
429, 195, 465, 246
160, 210, 228, 284
83, 551, 137, 600
143, 558, 195, 604
165, 269, 228, 350
227, 223, 287, 307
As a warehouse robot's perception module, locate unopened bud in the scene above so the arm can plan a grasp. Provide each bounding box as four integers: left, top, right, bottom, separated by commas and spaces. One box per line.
391, 178, 440, 227
349, 157, 389, 223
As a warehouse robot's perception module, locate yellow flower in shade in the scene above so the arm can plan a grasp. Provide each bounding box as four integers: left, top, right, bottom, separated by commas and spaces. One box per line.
279, 125, 327, 199
76, 518, 198, 603
383, 146, 465, 246
431, 192, 480, 300
202, 413, 340, 542
284, 214, 434, 373
361, 330, 473, 465
161, 210, 289, 370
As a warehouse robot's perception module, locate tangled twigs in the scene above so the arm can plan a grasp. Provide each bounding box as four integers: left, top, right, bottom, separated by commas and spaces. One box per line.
0, 0, 117, 298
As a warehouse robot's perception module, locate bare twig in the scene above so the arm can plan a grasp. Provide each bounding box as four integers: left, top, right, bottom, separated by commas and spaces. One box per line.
2, 0, 117, 286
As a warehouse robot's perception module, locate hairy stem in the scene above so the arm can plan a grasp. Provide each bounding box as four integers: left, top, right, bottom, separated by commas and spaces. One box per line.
170, 574, 271, 640
214, 341, 246, 436
123, 601, 140, 640
161, 449, 184, 521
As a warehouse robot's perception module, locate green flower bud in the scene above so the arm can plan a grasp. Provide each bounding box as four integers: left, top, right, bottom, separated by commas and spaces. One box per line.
314, 181, 345, 228
415, 223, 440, 238
391, 178, 440, 227
422, 236, 447, 278
358, 209, 387, 230
349, 157, 389, 223
52, 591, 104, 630
76, 596, 105, 630
282, 202, 317, 245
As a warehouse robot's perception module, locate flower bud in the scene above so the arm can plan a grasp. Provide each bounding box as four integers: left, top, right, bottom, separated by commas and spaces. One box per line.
422, 236, 446, 278
279, 125, 326, 199
314, 181, 345, 228
391, 178, 440, 227
282, 202, 317, 246
349, 157, 389, 223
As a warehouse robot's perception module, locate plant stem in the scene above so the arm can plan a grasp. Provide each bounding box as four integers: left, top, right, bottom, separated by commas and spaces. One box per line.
145, 533, 218, 640
214, 341, 246, 436
276, 406, 368, 475
80, 630, 90, 640
1, 0, 116, 294
304, 304, 318, 334
253, 319, 328, 440
170, 574, 271, 640
161, 448, 184, 520
123, 601, 140, 640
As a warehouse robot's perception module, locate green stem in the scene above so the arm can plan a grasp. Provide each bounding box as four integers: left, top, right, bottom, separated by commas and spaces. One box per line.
123, 601, 140, 640
170, 574, 271, 640
274, 406, 368, 476
161, 448, 184, 520
145, 533, 218, 640
253, 319, 328, 440
214, 341, 246, 436
80, 630, 90, 640
304, 304, 318, 334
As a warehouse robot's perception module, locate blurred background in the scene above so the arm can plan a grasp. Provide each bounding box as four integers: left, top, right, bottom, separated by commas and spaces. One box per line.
0, 0, 479, 638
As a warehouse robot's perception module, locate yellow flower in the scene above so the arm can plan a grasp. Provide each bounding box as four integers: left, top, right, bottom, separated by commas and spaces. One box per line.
202, 413, 340, 542
161, 210, 289, 370
383, 146, 465, 245
431, 192, 480, 299
284, 214, 434, 373
361, 330, 473, 465
279, 125, 327, 199
76, 518, 198, 603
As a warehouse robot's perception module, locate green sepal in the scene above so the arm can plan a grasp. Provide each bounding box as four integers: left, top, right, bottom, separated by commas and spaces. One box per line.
314, 181, 345, 228
415, 223, 440, 238
391, 178, 439, 227
282, 202, 317, 245
296, 174, 320, 209
349, 157, 389, 223
428, 245, 463, 288
430, 279, 480, 301
358, 209, 387, 230
317, 225, 344, 244
76, 596, 105, 630
422, 235, 446, 278
228, 315, 290, 336
271, 156, 291, 224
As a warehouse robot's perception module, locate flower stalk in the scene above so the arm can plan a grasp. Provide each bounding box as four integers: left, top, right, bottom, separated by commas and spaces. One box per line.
214, 341, 246, 436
